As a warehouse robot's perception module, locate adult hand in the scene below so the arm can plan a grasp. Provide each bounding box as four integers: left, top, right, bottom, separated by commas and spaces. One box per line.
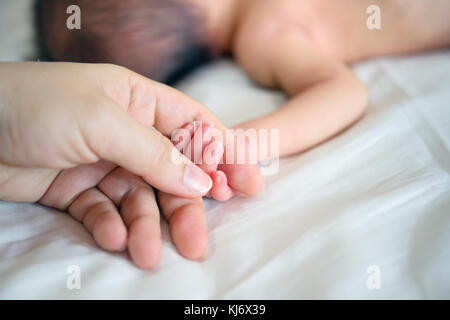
0, 62, 256, 268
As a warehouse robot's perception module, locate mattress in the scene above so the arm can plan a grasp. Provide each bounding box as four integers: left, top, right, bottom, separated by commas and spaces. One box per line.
0, 0, 449, 299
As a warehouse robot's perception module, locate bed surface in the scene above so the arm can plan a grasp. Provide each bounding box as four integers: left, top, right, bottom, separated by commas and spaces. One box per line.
0, 0, 449, 299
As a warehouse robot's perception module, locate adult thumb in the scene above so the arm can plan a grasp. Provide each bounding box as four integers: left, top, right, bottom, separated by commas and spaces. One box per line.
84, 101, 212, 198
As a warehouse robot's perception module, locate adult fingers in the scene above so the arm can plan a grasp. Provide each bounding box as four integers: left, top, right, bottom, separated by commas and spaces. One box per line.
125, 72, 229, 136
158, 192, 208, 260
68, 187, 128, 252
100, 68, 263, 197
82, 98, 212, 198
97, 168, 163, 269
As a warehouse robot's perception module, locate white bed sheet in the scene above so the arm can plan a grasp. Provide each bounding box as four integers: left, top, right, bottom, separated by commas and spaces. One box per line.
0, 0, 449, 299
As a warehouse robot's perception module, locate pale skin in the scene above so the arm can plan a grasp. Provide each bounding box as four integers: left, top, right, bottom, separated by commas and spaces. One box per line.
4, 1, 450, 269
183, 0, 450, 199
0, 62, 263, 268
222, 0, 450, 156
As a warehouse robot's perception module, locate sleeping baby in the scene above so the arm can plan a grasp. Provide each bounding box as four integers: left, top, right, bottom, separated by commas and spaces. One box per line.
37, 0, 450, 201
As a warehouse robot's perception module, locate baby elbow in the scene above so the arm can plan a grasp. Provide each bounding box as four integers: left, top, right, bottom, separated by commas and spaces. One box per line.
333, 68, 368, 121
350, 75, 368, 120
358, 83, 369, 117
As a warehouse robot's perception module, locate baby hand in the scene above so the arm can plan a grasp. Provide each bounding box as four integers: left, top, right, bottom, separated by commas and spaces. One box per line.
171, 121, 264, 201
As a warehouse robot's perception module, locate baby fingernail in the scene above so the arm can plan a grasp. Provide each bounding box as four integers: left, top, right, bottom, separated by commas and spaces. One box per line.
201, 123, 214, 140
183, 164, 212, 193
193, 120, 202, 132
183, 122, 196, 137
212, 143, 224, 162
203, 142, 224, 164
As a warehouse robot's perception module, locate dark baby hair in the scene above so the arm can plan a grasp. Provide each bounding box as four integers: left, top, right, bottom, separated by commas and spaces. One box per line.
36, 0, 212, 84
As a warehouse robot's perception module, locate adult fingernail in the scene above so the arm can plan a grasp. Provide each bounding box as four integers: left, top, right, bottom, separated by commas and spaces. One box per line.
183, 164, 212, 193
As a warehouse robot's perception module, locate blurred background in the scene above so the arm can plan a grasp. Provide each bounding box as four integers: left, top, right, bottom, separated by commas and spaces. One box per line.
0, 0, 36, 61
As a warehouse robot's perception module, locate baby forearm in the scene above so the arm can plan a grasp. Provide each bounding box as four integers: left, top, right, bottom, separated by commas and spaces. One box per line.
236, 72, 367, 160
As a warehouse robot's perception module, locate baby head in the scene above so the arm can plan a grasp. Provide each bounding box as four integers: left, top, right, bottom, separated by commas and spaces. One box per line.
37, 0, 212, 83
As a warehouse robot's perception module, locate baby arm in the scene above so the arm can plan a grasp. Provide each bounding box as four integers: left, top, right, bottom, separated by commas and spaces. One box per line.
233, 25, 368, 159
172, 121, 235, 201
